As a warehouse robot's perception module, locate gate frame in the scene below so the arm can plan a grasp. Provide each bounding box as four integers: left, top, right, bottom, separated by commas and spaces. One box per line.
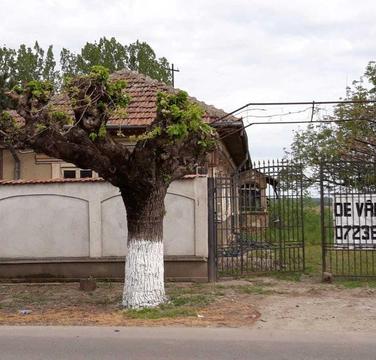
208, 160, 305, 280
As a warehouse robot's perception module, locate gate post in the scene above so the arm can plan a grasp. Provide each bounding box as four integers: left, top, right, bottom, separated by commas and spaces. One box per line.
207, 177, 217, 282
319, 162, 326, 276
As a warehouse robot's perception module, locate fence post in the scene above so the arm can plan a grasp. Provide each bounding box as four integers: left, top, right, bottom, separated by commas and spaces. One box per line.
207, 177, 217, 282
300, 163, 306, 272
319, 162, 326, 276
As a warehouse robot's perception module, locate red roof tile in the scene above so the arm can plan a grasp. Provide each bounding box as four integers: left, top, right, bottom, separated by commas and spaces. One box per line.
0, 174, 205, 186
0, 178, 105, 186
5, 70, 240, 129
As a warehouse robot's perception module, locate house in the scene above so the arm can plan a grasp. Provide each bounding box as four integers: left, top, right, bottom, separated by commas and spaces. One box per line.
0, 70, 249, 181
0, 70, 266, 281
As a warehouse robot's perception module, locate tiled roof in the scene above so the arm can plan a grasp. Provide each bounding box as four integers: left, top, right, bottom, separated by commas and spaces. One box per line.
109, 69, 239, 126
5, 69, 240, 128
0, 178, 105, 186
0, 174, 206, 186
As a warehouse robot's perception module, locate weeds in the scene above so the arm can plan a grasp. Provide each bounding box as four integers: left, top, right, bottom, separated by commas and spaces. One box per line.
123, 292, 216, 320
124, 305, 197, 320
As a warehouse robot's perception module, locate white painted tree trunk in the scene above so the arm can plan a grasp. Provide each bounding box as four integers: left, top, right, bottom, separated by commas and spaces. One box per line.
122, 239, 166, 308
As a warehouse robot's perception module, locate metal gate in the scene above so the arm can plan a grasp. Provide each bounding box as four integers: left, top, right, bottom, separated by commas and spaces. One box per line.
320, 160, 376, 278
209, 160, 305, 278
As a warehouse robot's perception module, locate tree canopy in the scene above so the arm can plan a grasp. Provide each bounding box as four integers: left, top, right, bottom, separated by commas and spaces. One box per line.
287, 61, 376, 187
0, 65, 215, 308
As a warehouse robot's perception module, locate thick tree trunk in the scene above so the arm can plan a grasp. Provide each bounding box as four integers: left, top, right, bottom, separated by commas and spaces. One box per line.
122, 239, 165, 308
121, 187, 167, 308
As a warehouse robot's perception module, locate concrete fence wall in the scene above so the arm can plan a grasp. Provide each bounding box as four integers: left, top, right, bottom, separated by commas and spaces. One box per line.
0, 177, 208, 281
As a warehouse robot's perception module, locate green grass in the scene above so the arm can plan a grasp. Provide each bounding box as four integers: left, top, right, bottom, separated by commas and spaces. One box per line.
324, 250, 376, 277
305, 244, 322, 275
336, 279, 376, 289
124, 305, 197, 319
170, 293, 214, 307
123, 288, 219, 320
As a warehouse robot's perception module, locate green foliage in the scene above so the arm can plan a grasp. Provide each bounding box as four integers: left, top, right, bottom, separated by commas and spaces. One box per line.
166, 122, 188, 138
26, 80, 53, 100
0, 111, 14, 125
89, 65, 109, 82
11, 84, 23, 94
89, 132, 98, 141
60, 37, 172, 85
49, 110, 73, 125
1, 37, 172, 113
136, 125, 162, 141
0, 42, 59, 111
98, 123, 107, 139
0, 111, 19, 138
126, 40, 172, 85
156, 90, 215, 148
106, 79, 129, 108
287, 61, 376, 183
35, 123, 47, 133
87, 123, 107, 142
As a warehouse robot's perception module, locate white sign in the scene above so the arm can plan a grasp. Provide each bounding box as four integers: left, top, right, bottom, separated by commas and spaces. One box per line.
333, 194, 376, 248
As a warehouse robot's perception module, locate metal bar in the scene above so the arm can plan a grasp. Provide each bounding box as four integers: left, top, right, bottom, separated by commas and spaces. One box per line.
300, 164, 305, 272
320, 162, 327, 276
207, 177, 217, 282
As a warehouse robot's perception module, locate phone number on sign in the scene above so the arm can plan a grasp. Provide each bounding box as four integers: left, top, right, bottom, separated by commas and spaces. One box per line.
336, 225, 376, 242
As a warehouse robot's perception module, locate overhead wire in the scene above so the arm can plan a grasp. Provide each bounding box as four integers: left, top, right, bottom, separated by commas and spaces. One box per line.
215, 99, 376, 141
219, 117, 376, 141
210, 99, 376, 127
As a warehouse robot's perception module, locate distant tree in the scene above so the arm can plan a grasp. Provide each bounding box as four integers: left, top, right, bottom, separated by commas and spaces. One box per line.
0, 46, 16, 111
1, 37, 172, 112
0, 42, 59, 112
60, 37, 172, 84
126, 40, 171, 84
287, 61, 376, 187
60, 37, 127, 76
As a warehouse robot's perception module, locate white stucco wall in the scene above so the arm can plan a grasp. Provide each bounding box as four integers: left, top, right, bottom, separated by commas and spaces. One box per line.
0, 177, 208, 259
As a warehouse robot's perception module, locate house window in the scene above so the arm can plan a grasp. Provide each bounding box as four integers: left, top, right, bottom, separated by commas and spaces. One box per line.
80, 169, 93, 178
62, 168, 93, 179
239, 184, 262, 212
63, 170, 76, 179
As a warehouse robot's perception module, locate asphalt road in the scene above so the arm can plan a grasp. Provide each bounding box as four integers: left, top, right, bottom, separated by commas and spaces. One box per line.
1, 326, 376, 360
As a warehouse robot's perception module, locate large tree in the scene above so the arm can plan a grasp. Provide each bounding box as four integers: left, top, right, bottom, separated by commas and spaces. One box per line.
0, 66, 215, 308
287, 61, 376, 186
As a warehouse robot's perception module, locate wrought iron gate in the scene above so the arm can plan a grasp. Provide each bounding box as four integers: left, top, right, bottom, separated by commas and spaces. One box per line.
209, 160, 305, 278
320, 160, 376, 278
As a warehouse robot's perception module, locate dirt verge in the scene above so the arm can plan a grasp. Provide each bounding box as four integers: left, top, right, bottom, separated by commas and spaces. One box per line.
1, 277, 376, 331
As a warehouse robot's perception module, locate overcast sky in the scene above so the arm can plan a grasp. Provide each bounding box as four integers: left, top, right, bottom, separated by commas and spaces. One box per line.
1, 0, 375, 160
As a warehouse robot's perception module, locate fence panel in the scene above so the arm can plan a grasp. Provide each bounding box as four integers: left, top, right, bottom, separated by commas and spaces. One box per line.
213, 160, 305, 277
321, 161, 376, 278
